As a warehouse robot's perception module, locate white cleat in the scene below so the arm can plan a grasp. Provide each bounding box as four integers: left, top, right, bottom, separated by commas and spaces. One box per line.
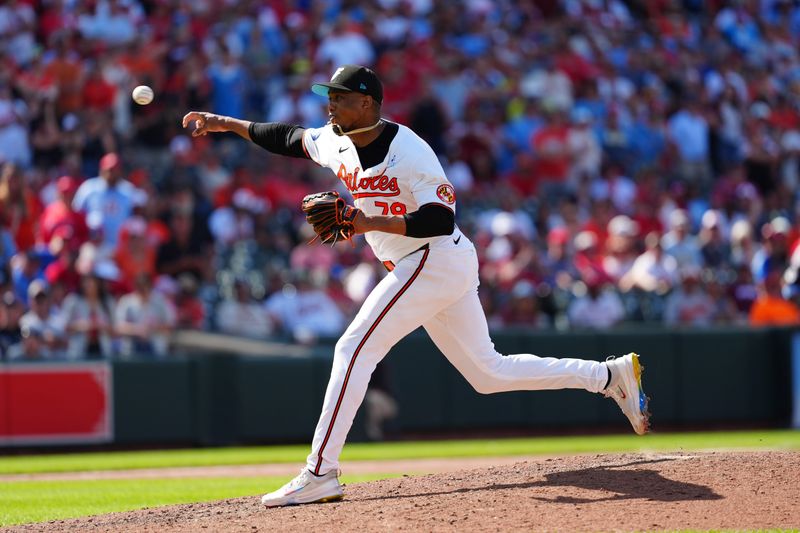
261, 468, 344, 508
603, 353, 651, 435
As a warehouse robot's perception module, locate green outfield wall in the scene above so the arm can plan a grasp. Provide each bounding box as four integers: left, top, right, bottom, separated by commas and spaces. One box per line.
1, 327, 794, 446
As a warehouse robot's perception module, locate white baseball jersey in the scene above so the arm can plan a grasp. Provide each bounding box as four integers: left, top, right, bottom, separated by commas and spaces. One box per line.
292, 120, 612, 477
302, 122, 464, 263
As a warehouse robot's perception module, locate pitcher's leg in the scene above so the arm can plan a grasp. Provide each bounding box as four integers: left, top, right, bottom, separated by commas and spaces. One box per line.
306, 327, 387, 475
423, 297, 650, 434
424, 289, 608, 394
307, 247, 439, 475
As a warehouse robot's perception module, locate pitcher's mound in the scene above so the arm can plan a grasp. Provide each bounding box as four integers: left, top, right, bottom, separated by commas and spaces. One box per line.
11, 451, 799, 532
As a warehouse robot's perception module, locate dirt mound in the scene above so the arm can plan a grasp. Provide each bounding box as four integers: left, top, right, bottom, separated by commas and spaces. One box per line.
7, 451, 799, 532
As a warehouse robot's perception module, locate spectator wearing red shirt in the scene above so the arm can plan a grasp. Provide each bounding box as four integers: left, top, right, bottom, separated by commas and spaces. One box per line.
572, 230, 614, 287
259, 158, 314, 209
631, 200, 663, 239
213, 166, 255, 209
131, 184, 170, 249
114, 216, 156, 291
504, 152, 539, 198
554, 38, 599, 86
38, 175, 89, 248
456, 103, 497, 185
654, 4, 696, 43
768, 94, 799, 131
173, 273, 205, 330
531, 106, 572, 201
38, 4, 76, 44
82, 63, 116, 112
15, 54, 57, 102
580, 199, 614, 250
378, 51, 420, 125
0, 162, 42, 251
43, 227, 81, 294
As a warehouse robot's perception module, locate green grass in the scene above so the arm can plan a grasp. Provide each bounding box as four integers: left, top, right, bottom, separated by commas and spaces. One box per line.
2, 430, 798, 527
0, 430, 798, 475
0, 474, 392, 527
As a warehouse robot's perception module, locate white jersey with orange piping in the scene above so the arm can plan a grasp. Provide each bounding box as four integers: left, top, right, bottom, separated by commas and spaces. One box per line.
301, 122, 468, 264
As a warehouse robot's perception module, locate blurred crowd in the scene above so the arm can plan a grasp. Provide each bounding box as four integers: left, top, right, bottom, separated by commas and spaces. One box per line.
1, 0, 800, 360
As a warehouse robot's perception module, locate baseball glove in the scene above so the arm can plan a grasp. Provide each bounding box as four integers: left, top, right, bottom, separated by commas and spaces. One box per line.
301, 191, 361, 245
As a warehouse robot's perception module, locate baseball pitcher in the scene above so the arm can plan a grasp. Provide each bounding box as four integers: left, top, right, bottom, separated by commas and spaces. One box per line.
182, 64, 650, 508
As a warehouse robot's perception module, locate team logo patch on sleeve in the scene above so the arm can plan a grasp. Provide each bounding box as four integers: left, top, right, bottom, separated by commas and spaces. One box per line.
436, 184, 456, 204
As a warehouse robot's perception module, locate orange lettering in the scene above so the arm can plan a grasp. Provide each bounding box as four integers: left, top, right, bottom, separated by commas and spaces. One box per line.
337, 165, 401, 198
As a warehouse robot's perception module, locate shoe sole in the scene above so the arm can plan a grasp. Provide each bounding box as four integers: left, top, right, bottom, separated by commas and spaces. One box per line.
262, 496, 343, 508
629, 353, 650, 434
262, 489, 344, 508
315, 494, 344, 504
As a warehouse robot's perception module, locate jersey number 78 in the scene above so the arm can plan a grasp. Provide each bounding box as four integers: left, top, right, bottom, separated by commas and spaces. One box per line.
374, 201, 407, 215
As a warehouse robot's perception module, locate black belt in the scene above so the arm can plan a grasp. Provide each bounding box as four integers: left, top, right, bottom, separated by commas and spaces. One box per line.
382, 244, 429, 272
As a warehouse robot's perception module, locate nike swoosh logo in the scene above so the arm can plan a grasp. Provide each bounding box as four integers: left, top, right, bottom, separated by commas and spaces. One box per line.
453, 235, 461, 245
339, 147, 349, 153
618, 386, 626, 399
286, 482, 309, 496
310, 131, 321, 141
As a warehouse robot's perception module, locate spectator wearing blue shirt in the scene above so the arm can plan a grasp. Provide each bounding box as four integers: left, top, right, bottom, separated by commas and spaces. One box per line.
629, 113, 666, 173
72, 153, 141, 251
207, 48, 248, 120
503, 98, 544, 153
668, 99, 712, 188
751, 217, 792, 284
600, 109, 634, 171
11, 250, 43, 306
0, 226, 17, 286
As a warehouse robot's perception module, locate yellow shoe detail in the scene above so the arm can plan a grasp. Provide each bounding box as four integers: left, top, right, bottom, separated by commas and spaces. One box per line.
316, 494, 344, 504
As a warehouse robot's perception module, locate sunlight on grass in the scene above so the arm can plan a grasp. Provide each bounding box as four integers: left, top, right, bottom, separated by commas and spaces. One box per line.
0, 473, 392, 527
0, 430, 797, 475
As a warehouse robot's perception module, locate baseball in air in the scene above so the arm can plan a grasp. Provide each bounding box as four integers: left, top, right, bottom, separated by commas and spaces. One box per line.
132, 85, 154, 105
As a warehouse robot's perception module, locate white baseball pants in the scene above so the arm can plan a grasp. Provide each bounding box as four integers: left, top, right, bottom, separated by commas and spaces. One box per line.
307, 244, 608, 475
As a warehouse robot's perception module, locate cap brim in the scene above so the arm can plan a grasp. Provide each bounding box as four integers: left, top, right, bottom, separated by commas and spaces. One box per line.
311, 82, 353, 97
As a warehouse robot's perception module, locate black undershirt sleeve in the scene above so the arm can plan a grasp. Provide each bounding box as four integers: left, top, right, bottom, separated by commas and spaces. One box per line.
248, 122, 308, 159
403, 204, 455, 238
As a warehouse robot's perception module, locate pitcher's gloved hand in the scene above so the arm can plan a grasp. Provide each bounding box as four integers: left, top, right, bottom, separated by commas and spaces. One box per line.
301, 191, 361, 245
